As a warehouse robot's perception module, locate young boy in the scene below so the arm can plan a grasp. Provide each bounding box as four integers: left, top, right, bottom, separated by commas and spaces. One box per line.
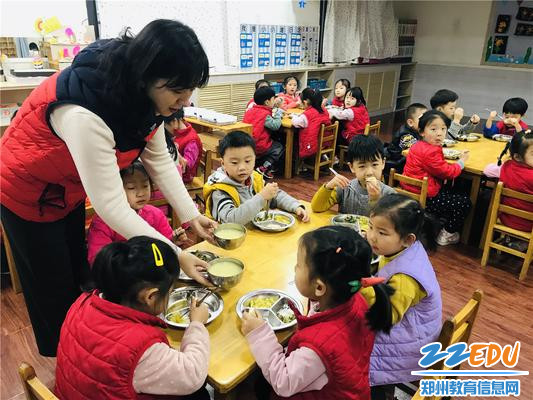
311, 135, 395, 216
484, 97, 529, 138
430, 89, 480, 139
387, 103, 427, 161
203, 131, 309, 225
243, 86, 284, 179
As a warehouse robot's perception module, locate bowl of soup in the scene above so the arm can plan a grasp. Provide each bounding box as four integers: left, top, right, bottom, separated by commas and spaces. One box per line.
207, 257, 244, 290
213, 223, 246, 250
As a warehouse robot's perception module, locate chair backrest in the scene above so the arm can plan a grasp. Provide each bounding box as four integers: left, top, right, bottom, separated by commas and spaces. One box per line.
319, 121, 339, 153
388, 168, 429, 208
18, 362, 58, 400
492, 181, 533, 229
364, 120, 381, 136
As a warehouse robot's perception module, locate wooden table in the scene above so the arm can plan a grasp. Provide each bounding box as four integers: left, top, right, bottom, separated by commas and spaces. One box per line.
165, 203, 335, 399
185, 116, 253, 135
281, 108, 304, 179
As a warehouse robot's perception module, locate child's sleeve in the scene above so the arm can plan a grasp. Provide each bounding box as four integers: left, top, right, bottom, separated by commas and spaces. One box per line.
246, 322, 328, 397
182, 141, 201, 168
332, 108, 354, 121
423, 148, 463, 180
211, 190, 265, 224
291, 113, 308, 129
151, 207, 174, 241
132, 322, 209, 395
265, 114, 282, 131
272, 189, 303, 213
311, 185, 338, 212
87, 215, 116, 265
483, 123, 499, 138
462, 119, 477, 134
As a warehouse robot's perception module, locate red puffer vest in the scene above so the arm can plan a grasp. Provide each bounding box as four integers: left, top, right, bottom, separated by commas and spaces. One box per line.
243, 104, 273, 155
499, 159, 533, 232
55, 291, 174, 399
173, 122, 203, 183
343, 105, 370, 142
275, 294, 374, 400
298, 108, 331, 158
331, 97, 344, 107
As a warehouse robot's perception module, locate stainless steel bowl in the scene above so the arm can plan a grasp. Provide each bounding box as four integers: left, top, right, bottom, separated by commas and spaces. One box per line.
207, 257, 244, 290
214, 223, 246, 250
253, 210, 295, 232
164, 287, 223, 328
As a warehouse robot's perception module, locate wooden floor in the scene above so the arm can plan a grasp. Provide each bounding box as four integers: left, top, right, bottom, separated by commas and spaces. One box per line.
1, 171, 532, 400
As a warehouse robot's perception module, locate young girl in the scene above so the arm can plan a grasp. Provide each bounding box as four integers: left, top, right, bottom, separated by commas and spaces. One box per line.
292, 88, 332, 158
164, 109, 203, 183
331, 78, 351, 108
55, 237, 211, 399
329, 87, 370, 144
87, 161, 187, 265
241, 225, 394, 399
402, 110, 472, 246
364, 194, 442, 400
277, 76, 302, 110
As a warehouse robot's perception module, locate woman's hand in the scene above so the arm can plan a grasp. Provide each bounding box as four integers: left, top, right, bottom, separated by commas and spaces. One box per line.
241, 309, 265, 335
189, 215, 217, 244
177, 251, 212, 286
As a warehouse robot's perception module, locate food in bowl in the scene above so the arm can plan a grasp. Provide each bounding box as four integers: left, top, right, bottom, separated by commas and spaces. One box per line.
208, 260, 243, 277
276, 305, 296, 323
457, 134, 480, 142
216, 228, 244, 240
168, 311, 190, 324
443, 148, 461, 160
214, 223, 246, 250
245, 295, 279, 309
207, 258, 244, 289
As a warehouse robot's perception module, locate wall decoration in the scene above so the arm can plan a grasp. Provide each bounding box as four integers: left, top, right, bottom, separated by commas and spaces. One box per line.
493, 35, 509, 54
515, 22, 533, 35
495, 15, 511, 33
516, 6, 533, 21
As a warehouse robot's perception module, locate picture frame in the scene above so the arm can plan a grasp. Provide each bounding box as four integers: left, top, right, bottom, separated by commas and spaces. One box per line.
495, 14, 511, 33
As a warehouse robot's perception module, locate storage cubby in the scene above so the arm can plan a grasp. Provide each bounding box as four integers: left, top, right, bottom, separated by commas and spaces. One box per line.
395, 63, 416, 111
306, 69, 334, 95
263, 71, 307, 94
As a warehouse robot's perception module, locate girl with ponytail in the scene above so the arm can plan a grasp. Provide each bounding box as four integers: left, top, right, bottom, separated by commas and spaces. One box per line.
241, 226, 393, 399
364, 193, 442, 399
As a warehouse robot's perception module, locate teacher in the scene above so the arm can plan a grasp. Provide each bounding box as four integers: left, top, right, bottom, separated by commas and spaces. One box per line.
0, 19, 215, 356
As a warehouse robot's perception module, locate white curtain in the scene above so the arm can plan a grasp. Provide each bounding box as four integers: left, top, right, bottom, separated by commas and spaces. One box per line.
323, 0, 398, 63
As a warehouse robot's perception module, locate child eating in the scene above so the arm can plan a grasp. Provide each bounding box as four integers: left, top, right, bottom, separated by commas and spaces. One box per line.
386, 103, 427, 162
203, 131, 309, 225
430, 89, 480, 140
484, 97, 529, 138
277, 76, 302, 110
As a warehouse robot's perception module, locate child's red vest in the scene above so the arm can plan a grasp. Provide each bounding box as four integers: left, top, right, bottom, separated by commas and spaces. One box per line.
276, 294, 374, 400
243, 104, 273, 155
298, 108, 331, 158
55, 291, 174, 399
331, 97, 344, 107
500, 159, 533, 232
343, 105, 370, 142
173, 122, 203, 183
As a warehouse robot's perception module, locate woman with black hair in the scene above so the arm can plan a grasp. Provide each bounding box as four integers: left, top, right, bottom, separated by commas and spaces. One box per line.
1, 19, 215, 356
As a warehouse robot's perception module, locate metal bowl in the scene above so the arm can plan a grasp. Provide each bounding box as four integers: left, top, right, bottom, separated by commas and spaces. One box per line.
179, 250, 219, 281
331, 214, 369, 235
207, 257, 244, 290
164, 287, 223, 328
253, 210, 296, 232
214, 223, 246, 250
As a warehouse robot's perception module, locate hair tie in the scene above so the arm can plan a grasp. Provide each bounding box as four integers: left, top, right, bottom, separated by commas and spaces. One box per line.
151, 243, 164, 267
348, 277, 386, 293
336, 247, 342, 254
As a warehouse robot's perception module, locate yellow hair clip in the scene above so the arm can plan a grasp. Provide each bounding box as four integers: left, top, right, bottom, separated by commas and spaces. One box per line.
152, 243, 164, 267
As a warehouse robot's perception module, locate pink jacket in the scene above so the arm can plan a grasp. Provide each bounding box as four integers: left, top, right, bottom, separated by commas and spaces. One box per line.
278, 93, 301, 110
87, 205, 173, 265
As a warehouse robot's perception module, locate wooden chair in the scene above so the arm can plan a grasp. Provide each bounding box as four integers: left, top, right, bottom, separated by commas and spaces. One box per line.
18, 362, 58, 400
411, 290, 484, 400
481, 181, 533, 280
1, 222, 22, 293
299, 122, 339, 181
338, 121, 381, 169
388, 168, 429, 208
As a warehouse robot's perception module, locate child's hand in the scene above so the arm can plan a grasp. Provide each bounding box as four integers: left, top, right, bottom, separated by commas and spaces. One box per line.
325, 174, 351, 190
189, 298, 209, 324
489, 110, 498, 119
178, 156, 188, 172
274, 97, 284, 107
453, 107, 464, 123
172, 227, 189, 246
295, 206, 310, 223
241, 309, 265, 335
460, 150, 470, 163
366, 177, 381, 201
470, 114, 480, 124
260, 183, 279, 201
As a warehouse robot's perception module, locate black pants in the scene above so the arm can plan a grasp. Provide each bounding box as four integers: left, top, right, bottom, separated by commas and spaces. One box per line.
258, 140, 284, 169
1, 204, 89, 356
371, 384, 395, 400
426, 188, 472, 233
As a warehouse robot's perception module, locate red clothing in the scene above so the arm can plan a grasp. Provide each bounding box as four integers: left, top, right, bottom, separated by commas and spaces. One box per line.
278, 93, 301, 110
172, 122, 202, 183
246, 98, 254, 108
299, 108, 331, 158
243, 104, 273, 155
496, 120, 529, 136
402, 140, 462, 198
87, 205, 173, 265
343, 105, 370, 142
55, 291, 172, 399
276, 294, 373, 400
331, 97, 344, 107
499, 160, 533, 232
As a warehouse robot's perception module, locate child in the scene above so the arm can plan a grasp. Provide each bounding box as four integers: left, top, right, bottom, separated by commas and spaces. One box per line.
246, 79, 273, 110
203, 131, 309, 225
402, 110, 472, 246
87, 161, 187, 265
243, 86, 285, 179
164, 108, 203, 183
484, 97, 529, 138
55, 237, 211, 399
363, 194, 442, 398
241, 225, 394, 399
430, 89, 480, 140
277, 76, 302, 110
386, 103, 427, 162
331, 78, 351, 107
329, 87, 370, 144
291, 88, 331, 158
312, 135, 395, 215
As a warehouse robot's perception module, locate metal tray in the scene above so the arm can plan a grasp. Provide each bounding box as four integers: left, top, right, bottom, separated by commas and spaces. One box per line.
457, 134, 481, 142
492, 134, 513, 142
253, 210, 296, 232
164, 287, 223, 328
442, 139, 457, 147
331, 214, 369, 234
236, 289, 304, 331
443, 148, 461, 160
178, 250, 219, 281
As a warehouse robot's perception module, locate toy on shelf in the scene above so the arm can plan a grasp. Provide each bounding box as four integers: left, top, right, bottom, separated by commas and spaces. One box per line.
64, 27, 77, 43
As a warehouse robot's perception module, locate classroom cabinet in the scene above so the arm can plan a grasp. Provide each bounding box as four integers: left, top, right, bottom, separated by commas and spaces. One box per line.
354, 70, 396, 112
